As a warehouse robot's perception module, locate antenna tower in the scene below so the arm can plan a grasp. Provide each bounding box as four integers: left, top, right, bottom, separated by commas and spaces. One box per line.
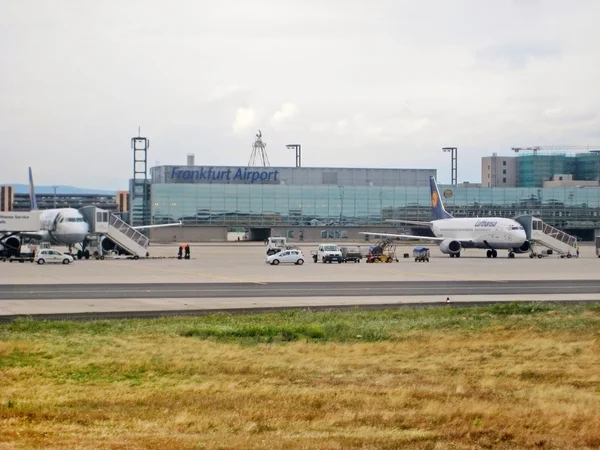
248, 130, 270, 166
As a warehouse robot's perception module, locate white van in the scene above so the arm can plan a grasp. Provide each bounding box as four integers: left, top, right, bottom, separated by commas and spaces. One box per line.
312, 244, 343, 263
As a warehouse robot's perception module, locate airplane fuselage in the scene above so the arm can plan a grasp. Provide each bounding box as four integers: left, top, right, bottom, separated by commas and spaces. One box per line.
37, 208, 89, 245
431, 217, 527, 249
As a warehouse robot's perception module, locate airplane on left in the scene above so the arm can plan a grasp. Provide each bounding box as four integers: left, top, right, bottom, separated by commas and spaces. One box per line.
0, 167, 180, 258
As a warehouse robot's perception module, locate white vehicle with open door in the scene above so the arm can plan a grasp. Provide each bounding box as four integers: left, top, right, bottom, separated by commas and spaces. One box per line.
265, 249, 305, 265
35, 249, 74, 265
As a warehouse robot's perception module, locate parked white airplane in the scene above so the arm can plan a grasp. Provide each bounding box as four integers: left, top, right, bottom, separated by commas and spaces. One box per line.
361, 176, 530, 258
0, 168, 180, 258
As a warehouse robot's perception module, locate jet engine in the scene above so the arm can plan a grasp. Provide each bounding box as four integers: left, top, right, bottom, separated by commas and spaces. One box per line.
0, 236, 21, 257
101, 236, 116, 253
439, 238, 461, 256
511, 240, 531, 254
100, 236, 126, 255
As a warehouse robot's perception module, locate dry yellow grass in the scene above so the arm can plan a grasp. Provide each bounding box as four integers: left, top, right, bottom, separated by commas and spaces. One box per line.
1, 308, 600, 449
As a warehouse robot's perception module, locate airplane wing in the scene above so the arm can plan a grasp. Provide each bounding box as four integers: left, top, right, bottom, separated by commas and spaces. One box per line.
360, 231, 445, 242
13, 232, 44, 240
131, 221, 182, 230
385, 219, 433, 226
359, 232, 474, 247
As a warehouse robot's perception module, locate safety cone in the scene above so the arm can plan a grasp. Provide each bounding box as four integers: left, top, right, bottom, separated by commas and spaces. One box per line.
446, 297, 451, 303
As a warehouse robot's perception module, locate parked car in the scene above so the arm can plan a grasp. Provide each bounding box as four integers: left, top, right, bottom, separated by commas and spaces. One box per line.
35, 249, 74, 265
265, 249, 305, 265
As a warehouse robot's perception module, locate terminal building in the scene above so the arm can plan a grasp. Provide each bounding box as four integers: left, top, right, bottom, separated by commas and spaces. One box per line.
482, 151, 600, 188
138, 165, 436, 241
132, 161, 600, 242
0, 187, 129, 216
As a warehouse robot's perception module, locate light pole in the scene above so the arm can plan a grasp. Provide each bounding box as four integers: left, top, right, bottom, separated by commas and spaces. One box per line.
442, 147, 458, 186
286, 144, 302, 168
52, 185, 59, 208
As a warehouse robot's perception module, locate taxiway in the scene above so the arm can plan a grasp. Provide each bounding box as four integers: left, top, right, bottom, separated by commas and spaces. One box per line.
0, 243, 598, 319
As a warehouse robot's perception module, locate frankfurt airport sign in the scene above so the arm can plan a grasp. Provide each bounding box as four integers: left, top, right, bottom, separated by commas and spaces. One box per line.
169, 166, 280, 184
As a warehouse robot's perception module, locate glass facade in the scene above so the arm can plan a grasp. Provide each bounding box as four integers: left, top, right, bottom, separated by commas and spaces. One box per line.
516, 153, 600, 187
149, 183, 600, 229
575, 153, 600, 182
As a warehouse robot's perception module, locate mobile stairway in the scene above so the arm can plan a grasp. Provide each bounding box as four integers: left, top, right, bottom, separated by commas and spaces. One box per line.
515, 215, 578, 258
79, 206, 149, 259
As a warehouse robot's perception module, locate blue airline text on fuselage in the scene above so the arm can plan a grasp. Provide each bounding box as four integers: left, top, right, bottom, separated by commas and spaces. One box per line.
474, 220, 498, 228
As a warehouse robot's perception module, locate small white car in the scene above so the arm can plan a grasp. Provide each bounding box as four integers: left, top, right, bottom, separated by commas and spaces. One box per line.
35, 249, 74, 265
265, 249, 305, 265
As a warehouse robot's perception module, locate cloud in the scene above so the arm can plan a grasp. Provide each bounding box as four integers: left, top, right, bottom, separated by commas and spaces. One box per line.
270, 102, 299, 127
474, 43, 562, 70
330, 113, 430, 143
232, 107, 259, 135
1, 0, 599, 187
210, 84, 243, 101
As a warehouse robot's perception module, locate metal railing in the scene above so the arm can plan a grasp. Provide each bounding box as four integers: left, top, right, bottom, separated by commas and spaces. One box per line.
540, 223, 577, 248
108, 214, 149, 249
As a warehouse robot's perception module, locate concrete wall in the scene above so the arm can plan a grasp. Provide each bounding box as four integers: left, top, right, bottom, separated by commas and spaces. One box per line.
148, 226, 415, 243
271, 226, 413, 242
543, 176, 598, 188
149, 226, 227, 242
481, 156, 517, 187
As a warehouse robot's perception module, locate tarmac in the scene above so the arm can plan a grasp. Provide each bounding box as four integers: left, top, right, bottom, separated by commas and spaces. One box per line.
0, 242, 598, 319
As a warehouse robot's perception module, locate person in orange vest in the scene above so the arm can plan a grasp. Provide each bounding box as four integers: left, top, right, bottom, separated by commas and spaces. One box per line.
184, 244, 190, 259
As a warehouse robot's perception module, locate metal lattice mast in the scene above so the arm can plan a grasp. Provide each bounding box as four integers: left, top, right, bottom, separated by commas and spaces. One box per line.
131, 129, 150, 228
248, 130, 270, 166
442, 147, 458, 186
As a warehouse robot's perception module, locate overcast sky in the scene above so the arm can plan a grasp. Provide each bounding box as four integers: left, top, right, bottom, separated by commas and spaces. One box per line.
2, 0, 599, 189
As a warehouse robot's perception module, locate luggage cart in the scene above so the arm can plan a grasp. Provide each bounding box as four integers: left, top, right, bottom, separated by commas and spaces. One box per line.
366, 239, 399, 263
413, 247, 430, 262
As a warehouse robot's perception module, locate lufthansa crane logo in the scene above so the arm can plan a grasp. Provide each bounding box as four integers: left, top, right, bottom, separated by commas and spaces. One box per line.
443, 189, 453, 199
431, 191, 439, 207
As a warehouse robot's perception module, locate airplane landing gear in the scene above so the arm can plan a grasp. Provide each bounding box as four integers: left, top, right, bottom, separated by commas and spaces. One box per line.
508, 252, 515, 259
486, 249, 498, 258
76, 248, 90, 260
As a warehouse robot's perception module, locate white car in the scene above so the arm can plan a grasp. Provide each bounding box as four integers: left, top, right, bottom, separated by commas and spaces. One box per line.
35, 249, 74, 265
265, 249, 305, 265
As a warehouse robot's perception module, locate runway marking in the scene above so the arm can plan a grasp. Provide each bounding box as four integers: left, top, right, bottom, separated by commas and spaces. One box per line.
109, 262, 268, 285
3, 284, 600, 296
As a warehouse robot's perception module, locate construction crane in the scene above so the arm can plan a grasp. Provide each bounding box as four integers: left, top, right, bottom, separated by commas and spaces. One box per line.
511, 145, 600, 154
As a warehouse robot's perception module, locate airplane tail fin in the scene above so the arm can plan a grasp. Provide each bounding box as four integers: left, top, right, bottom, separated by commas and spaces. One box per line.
429, 176, 453, 220
28, 167, 38, 211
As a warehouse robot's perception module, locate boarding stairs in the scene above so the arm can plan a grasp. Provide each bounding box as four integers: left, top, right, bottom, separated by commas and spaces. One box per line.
515, 215, 578, 257
80, 207, 149, 258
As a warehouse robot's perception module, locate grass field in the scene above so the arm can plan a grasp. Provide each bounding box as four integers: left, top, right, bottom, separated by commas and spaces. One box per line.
1, 303, 600, 449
